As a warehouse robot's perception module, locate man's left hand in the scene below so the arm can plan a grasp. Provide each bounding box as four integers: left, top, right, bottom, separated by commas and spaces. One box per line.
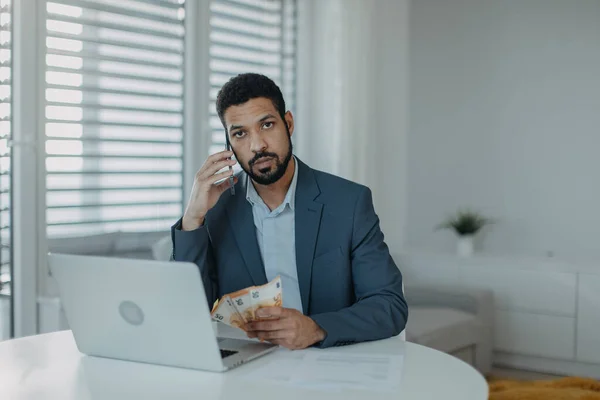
245, 307, 326, 350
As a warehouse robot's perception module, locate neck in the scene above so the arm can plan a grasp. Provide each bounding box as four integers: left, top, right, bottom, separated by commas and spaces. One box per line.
252, 157, 295, 211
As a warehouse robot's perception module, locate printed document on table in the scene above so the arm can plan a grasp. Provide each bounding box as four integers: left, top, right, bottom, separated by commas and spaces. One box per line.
243, 349, 404, 392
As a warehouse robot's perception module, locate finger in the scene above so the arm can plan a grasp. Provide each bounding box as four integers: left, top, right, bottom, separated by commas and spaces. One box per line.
206, 150, 234, 164
255, 307, 288, 319
216, 176, 238, 194
246, 330, 257, 339
246, 319, 286, 332
256, 330, 290, 341
198, 151, 234, 175
207, 169, 235, 186
198, 158, 237, 180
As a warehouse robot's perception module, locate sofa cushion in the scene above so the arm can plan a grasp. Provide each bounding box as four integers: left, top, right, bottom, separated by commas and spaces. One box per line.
406, 306, 479, 353
48, 232, 118, 255
152, 235, 173, 261
47, 231, 169, 259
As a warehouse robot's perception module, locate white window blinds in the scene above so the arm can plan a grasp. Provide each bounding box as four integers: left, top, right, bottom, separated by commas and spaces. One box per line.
208, 0, 297, 155
44, 0, 186, 238
0, 0, 11, 294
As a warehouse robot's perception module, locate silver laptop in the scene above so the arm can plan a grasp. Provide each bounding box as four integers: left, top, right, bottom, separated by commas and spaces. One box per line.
48, 252, 277, 372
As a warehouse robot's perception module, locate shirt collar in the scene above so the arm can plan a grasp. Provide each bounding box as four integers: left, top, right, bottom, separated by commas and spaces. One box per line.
246, 156, 298, 212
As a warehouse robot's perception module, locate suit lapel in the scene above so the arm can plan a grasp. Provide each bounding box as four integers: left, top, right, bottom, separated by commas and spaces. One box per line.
294, 159, 323, 314
226, 175, 267, 286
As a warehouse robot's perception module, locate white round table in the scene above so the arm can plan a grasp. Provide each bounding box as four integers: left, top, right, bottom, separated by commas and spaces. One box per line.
1, 330, 488, 400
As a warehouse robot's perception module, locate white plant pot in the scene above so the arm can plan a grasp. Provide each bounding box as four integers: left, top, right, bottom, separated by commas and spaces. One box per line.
457, 235, 475, 257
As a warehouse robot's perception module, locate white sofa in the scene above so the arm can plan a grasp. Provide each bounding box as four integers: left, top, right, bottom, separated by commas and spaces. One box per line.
404, 284, 494, 376
48, 231, 170, 260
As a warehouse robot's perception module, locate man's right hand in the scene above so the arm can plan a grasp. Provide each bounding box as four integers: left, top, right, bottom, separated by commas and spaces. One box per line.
181, 150, 238, 231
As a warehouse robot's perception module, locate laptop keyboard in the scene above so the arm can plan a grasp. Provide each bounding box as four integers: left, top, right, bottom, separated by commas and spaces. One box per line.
220, 349, 238, 359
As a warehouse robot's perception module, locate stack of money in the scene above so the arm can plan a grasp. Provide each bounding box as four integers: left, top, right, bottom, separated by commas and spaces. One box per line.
210, 276, 282, 330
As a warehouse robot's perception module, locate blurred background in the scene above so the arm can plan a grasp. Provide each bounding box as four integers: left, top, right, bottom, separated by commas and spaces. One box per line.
1, 0, 600, 381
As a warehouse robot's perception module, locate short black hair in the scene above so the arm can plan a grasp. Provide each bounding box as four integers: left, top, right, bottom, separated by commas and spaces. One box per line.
216, 73, 286, 130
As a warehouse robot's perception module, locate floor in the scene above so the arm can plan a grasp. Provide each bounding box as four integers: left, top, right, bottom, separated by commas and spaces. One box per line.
490, 367, 563, 381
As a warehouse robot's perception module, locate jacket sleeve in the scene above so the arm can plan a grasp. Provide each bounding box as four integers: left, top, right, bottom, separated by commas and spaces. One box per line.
310, 187, 408, 348
171, 218, 219, 308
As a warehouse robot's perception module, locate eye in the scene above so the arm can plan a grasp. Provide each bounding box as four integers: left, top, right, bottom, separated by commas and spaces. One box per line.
262, 121, 274, 129
232, 130, 247, 139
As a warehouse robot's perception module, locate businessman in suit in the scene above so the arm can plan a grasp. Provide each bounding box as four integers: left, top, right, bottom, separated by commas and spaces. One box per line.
171, 73, 407, 349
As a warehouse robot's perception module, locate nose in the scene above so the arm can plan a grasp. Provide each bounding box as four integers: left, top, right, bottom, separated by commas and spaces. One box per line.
249, 131, 267, 154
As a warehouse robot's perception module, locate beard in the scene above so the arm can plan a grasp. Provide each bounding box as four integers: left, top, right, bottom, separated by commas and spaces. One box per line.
235, 130, 293, 186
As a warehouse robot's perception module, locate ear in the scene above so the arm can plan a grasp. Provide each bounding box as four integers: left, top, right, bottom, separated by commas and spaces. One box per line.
284, 111, 294, 138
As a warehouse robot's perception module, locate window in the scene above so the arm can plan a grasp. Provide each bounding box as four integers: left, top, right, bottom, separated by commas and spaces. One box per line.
0, 0, 11, 296
43, 0, 186, 238
208, 0, 297, 155
5, 0, 301, 337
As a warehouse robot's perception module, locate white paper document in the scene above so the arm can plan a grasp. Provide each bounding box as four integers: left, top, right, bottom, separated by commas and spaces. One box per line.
243, 349, 404, 392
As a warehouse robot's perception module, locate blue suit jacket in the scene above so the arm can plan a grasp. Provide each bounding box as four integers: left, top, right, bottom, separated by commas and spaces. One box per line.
171, 158, 408, 348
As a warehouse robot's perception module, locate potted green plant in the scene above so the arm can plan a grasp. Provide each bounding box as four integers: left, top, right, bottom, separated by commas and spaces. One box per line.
436, 210, 494, 256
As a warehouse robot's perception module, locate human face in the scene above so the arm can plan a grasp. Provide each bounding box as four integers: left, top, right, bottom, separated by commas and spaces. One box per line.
224, 97, 294, 185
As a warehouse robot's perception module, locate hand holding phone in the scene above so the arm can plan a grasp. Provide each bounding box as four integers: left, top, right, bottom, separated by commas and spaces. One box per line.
181, 150, 237, 231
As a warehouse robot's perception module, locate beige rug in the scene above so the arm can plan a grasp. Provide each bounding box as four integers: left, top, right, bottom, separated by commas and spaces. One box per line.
489, 377, 600, 400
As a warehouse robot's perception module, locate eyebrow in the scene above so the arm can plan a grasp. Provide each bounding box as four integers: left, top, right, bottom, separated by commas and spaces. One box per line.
228, 124, 243, 133
228, 114, 276, 134
259, 114, 276, 122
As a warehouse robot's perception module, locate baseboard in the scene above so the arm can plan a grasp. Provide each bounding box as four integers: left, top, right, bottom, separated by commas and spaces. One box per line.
494, 351, 600, 379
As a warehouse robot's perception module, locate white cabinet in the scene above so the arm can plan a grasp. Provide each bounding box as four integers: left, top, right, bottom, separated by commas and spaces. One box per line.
461, 267, 576, 316
495, 311, 575, 360
397, 251, 600, 377
577, 274, 600, 364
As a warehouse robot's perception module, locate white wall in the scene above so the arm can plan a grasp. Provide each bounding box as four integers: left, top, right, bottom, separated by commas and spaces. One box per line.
296, 0, 410, 254
370, 0, 410, 254
294, 0, 341, 173
407, 0, 600, 260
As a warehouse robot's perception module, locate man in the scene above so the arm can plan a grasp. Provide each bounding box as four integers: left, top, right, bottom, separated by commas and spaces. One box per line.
171, 73, 407, 349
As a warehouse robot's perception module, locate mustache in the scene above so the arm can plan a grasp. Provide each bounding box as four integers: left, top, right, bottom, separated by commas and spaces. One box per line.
249, 152, 278, 167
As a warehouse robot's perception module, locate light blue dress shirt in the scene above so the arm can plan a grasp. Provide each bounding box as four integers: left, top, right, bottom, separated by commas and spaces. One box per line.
245, 157, 303, 313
